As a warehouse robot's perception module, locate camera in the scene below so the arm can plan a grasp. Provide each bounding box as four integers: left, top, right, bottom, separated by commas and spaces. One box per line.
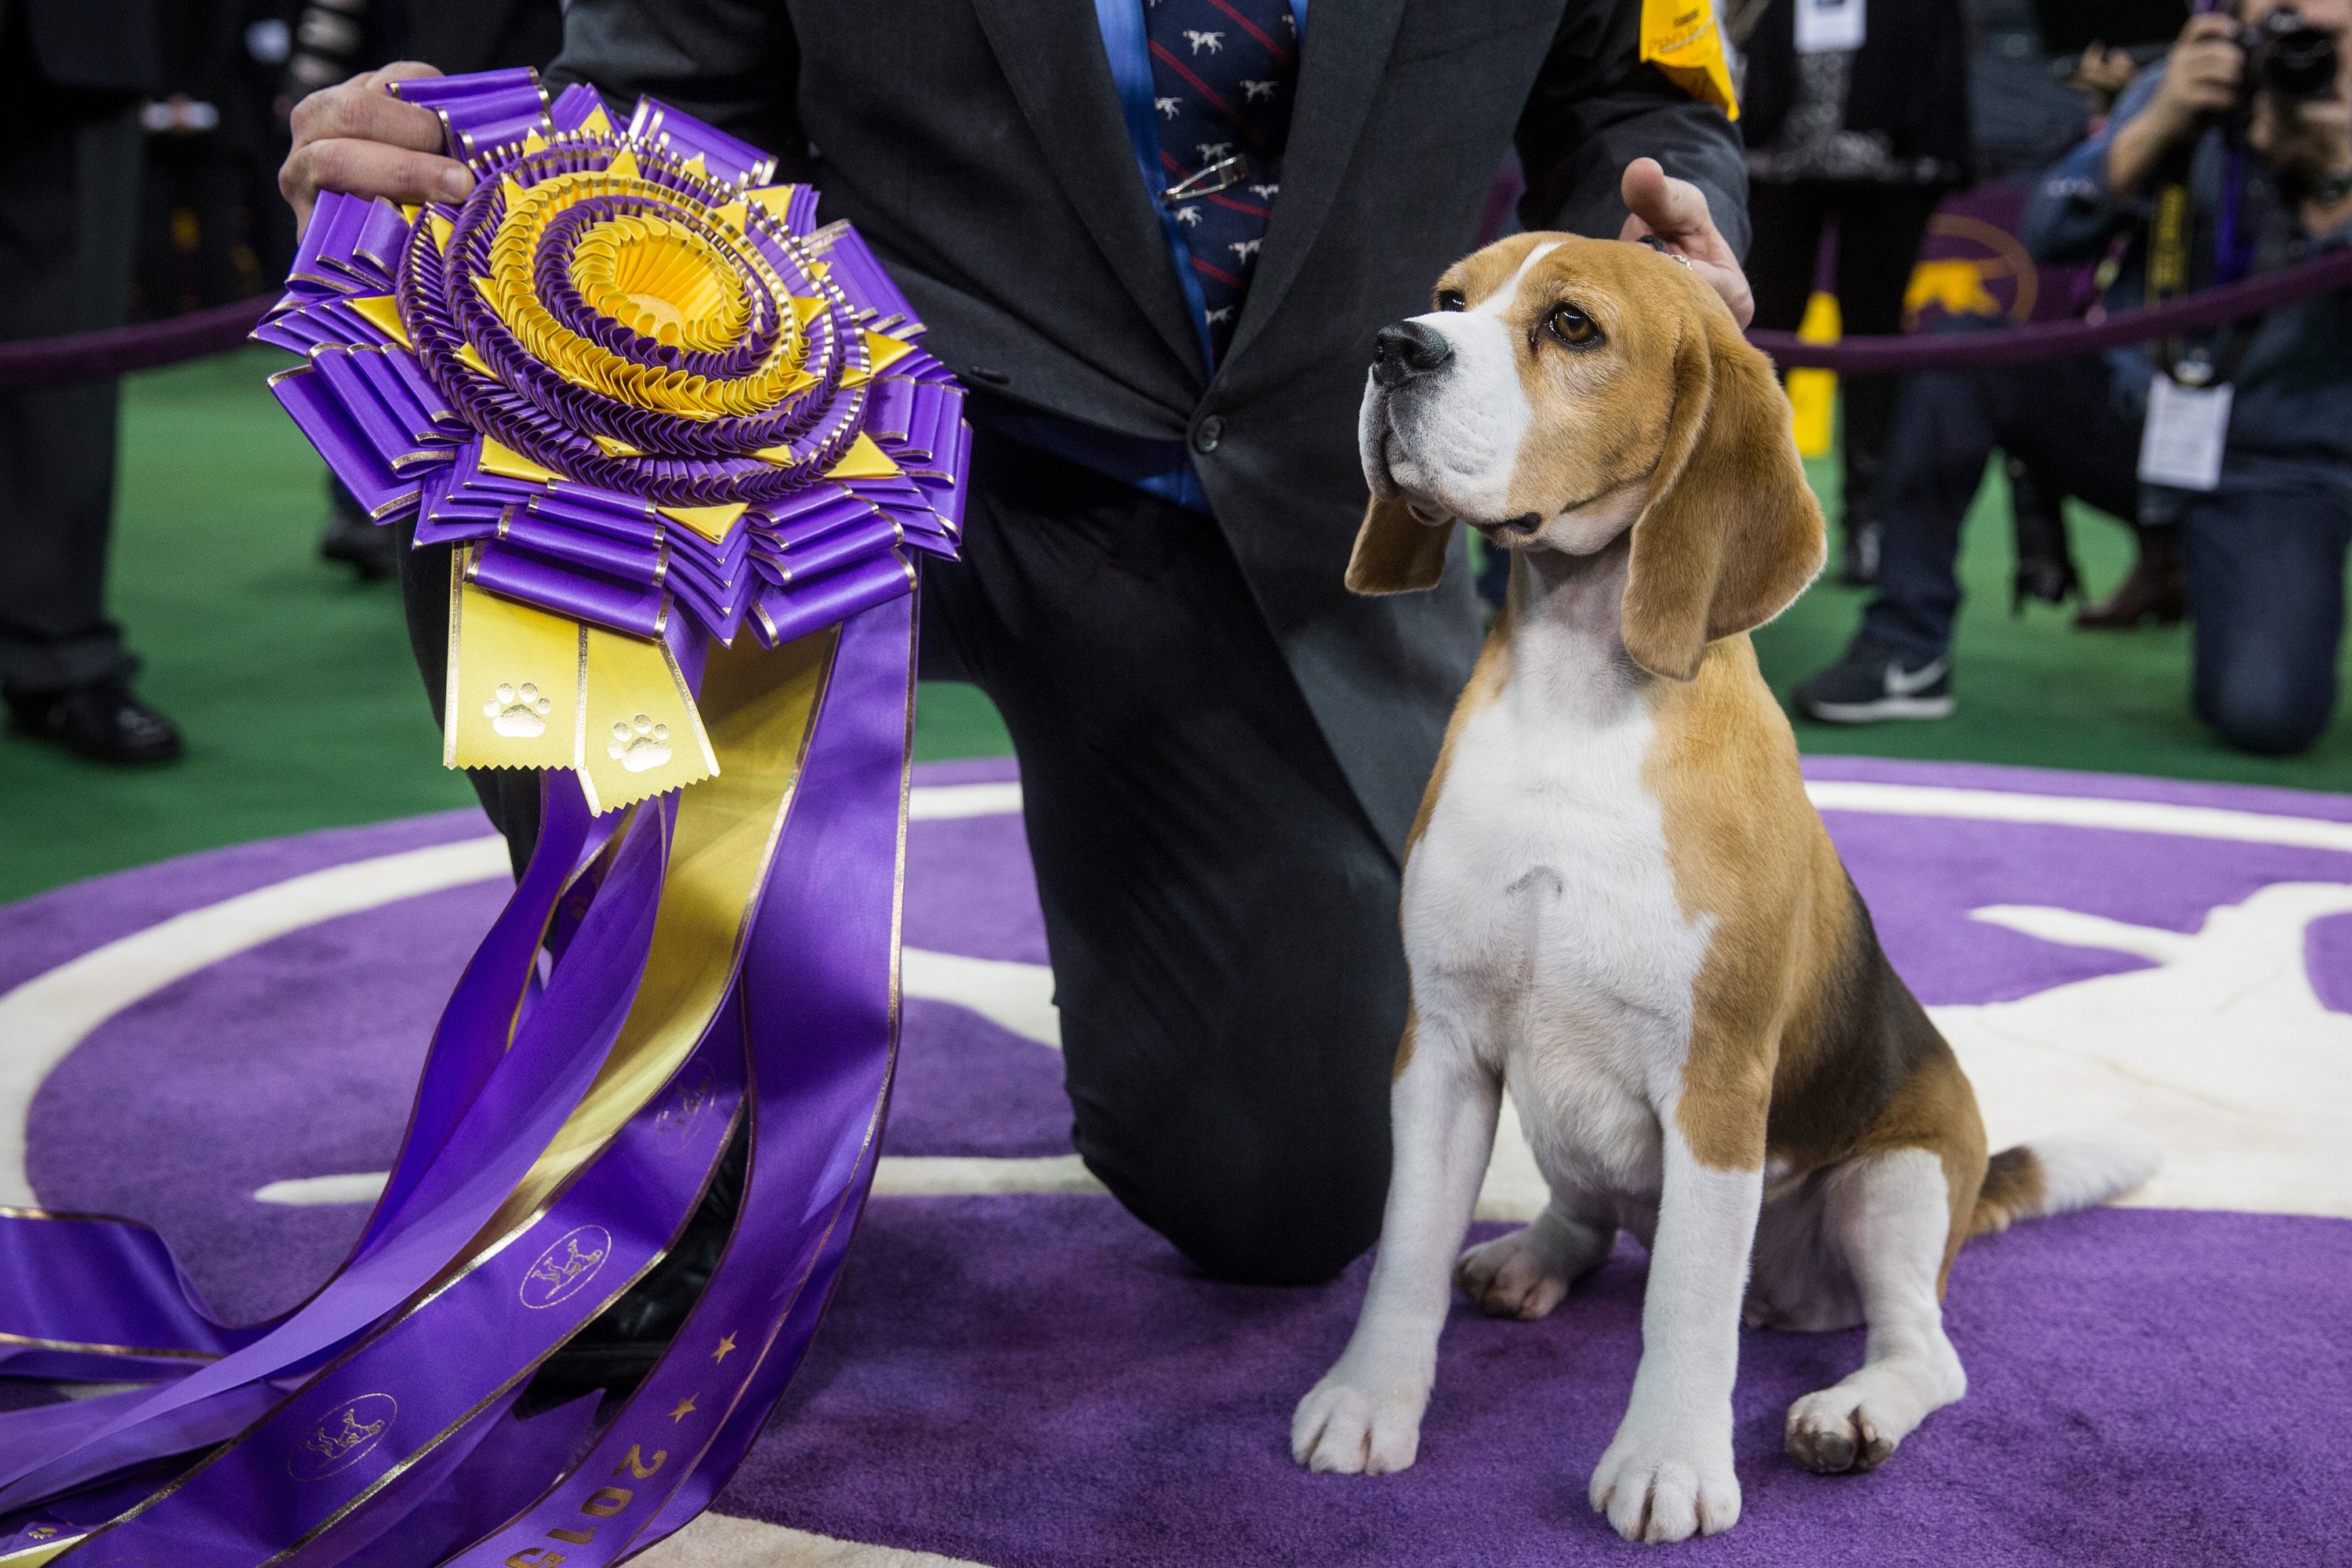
2241, 5, 2340, 105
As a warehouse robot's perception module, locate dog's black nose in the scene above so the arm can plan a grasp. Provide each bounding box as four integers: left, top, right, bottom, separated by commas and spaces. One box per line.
1372, 321, 1453, 388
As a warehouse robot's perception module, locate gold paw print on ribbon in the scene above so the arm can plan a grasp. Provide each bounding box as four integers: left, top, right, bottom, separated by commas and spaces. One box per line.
443, 551, 717, 813
608, 714, 673, 772
485, 681, 554, 738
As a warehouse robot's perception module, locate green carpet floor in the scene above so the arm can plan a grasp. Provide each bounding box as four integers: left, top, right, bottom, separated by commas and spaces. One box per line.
1, 347, 2346, 902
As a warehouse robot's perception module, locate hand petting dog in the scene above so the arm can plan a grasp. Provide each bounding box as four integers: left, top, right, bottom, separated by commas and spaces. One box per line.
1618, 157, 1754, 328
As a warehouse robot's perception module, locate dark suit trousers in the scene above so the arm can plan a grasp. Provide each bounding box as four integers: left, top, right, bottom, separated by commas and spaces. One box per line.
1746, 179, 1944, 531
0, 89, 143, 695
393, 430, 1407, 1285
923, 431, 1406, 1284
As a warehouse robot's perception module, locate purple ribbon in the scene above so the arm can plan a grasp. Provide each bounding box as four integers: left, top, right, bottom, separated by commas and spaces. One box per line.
0, 69, 952, 1564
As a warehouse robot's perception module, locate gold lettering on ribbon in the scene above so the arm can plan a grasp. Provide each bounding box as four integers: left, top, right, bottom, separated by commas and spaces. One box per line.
615, 1446, 667, 1480
288, 1393, 398, 1481
517, 1225, 614, 1310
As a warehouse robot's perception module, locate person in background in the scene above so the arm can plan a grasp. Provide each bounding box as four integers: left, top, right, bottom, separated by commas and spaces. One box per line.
291, 0, 563, 579
1740, 0, 1973, 584
0, 0, 183, 766
136, 4, 249, 318
1794, 0, 2352, 754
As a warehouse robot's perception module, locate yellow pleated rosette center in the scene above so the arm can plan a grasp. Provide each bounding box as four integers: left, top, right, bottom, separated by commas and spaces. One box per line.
572, 214, 750, 351
477, 166, 809, 419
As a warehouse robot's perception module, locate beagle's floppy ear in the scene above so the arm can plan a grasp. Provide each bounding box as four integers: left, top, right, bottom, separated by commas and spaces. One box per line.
1345, 494, 1454, 595
1620, 299, 1825, 681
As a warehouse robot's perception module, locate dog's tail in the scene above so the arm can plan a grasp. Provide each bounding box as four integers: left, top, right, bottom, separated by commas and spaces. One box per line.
1969, 1127, 2161, 1238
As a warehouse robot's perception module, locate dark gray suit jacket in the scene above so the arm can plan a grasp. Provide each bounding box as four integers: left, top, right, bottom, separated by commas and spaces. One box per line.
549, 0, 1746, 857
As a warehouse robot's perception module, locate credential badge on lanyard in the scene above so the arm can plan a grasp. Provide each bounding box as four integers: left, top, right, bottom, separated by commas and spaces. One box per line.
1795, 0, 1864, 53
2140, 368, 2232, 492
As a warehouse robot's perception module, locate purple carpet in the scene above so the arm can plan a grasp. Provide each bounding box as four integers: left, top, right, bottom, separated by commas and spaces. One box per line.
5, 756, 2350, 1564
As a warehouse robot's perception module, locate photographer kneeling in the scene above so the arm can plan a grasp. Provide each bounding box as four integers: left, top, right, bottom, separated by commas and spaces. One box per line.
1795, 0, 2352, 755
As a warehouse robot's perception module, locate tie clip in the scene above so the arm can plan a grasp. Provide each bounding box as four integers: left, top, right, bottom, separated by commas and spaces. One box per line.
1163, 152, 1251, 203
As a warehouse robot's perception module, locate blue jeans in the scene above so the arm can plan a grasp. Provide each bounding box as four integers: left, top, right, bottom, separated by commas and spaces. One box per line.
1860, 354, 2352, 755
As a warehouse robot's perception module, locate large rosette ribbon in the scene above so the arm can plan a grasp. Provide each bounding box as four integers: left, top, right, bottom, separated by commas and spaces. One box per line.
0, 69, 965, 1566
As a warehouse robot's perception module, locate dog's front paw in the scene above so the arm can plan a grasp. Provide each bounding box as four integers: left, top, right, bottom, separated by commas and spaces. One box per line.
1290, 1367, 1429, 1475
1588, 1423, 1740, 1543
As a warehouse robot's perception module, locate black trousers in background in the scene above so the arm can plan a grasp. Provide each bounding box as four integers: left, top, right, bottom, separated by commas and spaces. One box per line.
1745, 180, 1944, 532
394, 432, 1409, 1285
1861, 352, 2352, 756
0, 84, 143, 695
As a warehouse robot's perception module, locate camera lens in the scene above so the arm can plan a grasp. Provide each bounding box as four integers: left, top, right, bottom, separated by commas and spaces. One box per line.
2255, 12, 2339, 103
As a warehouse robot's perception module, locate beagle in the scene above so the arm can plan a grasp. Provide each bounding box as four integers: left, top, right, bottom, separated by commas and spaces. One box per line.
1290, 234, 2158, 1543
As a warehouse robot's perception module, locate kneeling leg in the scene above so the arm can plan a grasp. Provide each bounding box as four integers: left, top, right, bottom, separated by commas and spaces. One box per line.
1785, 1149, 1968, 1474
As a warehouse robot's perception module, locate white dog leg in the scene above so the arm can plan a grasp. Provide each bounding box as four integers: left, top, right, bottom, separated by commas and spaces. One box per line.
1784, 1149, 1967, 1474
1589, 1126, 1760, 1543
1292, 1025, 1501, 1475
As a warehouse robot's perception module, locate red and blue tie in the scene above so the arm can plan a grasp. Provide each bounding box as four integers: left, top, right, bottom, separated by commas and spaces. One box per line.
1142, 0, 1298, 363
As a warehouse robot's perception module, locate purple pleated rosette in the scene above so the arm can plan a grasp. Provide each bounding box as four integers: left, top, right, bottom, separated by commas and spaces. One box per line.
256, 69, 964, 689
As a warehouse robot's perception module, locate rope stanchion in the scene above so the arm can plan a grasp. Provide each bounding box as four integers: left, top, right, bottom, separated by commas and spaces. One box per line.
0, 241, 2343, 393
1748, 245, 2352, 373
0, 294, 272, 393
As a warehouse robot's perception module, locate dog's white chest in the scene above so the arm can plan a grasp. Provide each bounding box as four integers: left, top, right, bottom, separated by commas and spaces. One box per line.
1404, 687, 1712, 1196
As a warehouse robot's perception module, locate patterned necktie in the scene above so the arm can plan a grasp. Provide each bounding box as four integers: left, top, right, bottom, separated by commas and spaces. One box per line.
1142, 0, 1299, 364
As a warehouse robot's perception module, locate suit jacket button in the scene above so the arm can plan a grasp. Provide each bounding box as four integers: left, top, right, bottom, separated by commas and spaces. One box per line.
1191, 415, 1225, 455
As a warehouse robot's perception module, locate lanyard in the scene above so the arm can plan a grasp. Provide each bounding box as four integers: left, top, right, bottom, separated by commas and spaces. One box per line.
1092, 0, 1308, 372
2149, 140, 2255, 381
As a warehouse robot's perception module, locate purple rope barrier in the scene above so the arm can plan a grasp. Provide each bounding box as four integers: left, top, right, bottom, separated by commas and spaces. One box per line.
0, 242, 2342, 391
1749, 245, 2352, 373
0, 294, 271, 392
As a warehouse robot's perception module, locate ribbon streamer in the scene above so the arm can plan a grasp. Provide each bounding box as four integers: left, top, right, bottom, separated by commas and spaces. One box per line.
0, 68, 962, 1567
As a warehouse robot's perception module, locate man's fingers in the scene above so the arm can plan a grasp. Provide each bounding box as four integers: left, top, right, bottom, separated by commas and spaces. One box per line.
370, 60, 448, 87
285, 137, 474, 216
1621, 158, 1708, 239
290, 80, 448, 157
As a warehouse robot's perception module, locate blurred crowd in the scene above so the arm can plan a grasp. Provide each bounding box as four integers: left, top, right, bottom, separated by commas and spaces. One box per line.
1755, 0, 2352, 755
2, 0, 2348, 768
0, 0, 558, 765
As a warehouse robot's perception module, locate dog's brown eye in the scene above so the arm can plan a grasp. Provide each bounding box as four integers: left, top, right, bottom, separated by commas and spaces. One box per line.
1435, 289, 1466, 312
1545, 302, 1600, 347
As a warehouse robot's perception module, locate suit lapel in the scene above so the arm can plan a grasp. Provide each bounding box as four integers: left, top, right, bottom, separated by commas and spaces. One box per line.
1221, 0, 1412, 371
967, 0, 1207, 381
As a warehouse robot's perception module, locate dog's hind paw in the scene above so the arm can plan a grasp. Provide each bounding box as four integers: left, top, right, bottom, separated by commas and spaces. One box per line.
1455, 1207, 1612, 1320
1457, 1229, 1573, 1319
1784, 1357, 1958, 1476
1291, 1370, 1428, 1475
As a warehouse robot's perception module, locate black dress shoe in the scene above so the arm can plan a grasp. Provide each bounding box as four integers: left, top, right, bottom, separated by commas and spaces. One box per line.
2076, 528, 2186, 630
6, 679, 183, 765
524, 1125, 748, 1408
